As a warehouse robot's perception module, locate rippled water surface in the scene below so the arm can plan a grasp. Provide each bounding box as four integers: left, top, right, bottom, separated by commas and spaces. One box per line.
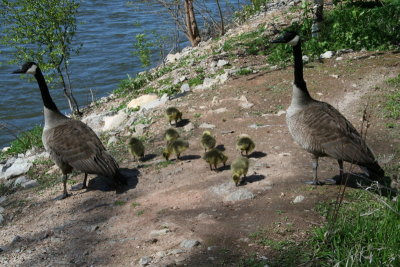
0, 0, 244, 148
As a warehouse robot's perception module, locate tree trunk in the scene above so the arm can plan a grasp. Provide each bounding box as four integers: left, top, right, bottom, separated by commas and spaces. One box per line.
312, 0, 324, 37
184, 0, 201, 46
57, 67, 81, 116
216, 0, 225, 35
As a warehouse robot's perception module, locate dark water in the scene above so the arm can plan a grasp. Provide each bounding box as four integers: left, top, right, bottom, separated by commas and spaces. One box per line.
0, 0, 245, 148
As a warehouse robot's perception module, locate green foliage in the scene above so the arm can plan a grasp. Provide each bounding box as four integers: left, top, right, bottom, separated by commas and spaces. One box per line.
383, 74, 400, 119
188, 74, 205, 87
268, 1, 400, 64
222, 25, 269, 56
237, 68, 253, 75
114, 200, 126, 206
0, 125, 43, 160
234, 0, 271, 23
133, 33, 152, 68
0, 0, 81, 88
311, 191, 400, 266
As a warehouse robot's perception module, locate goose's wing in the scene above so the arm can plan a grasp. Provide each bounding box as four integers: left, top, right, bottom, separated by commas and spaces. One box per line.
44, 120, 119, 177
305, 101, 376, 165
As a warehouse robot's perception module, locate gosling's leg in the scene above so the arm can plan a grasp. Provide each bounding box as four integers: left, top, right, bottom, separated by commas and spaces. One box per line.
305, 155, 324, 185
55, 174, 71, 200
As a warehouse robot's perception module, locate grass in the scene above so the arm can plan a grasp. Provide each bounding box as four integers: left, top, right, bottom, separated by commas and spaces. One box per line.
237, 68, 253, 75
310, 190, 400, 266
26, 158, 59, 191
0, 125, 43, 160
384, 74, 400, 119
114, 200, 126, 206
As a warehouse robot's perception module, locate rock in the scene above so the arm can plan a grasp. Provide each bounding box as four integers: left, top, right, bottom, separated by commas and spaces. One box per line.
134, 124, 148, 135
202, 77, 218, 89
240, 102, 254, 109
199, 123, 215, 129
336, 57, 343, 61
156, 251, 167, 257
302, 55, 309, 62
1, 147, 10, 153
127, 94, 159, 109
21, 179, 39, 189
14, 176, 29, 187
180, 239, 200, 249
212, 108, 227, 114
196, 213, 212, 220
207, 246, 218, 251
217, 72, 229, 84
217, 59, 229, 67
0, 214, 4, 225
11, 235, 22, 244
107, 136, 118, 146
320, 51, 335, 59
211, 96, 219, 105
180, 83, 190, 93
102, 111, 128, 132
81, 112, 107, 134
150, 229, 170, 237
166, 52, 181, 63
170, 249, 185, 255
175, 256, 186, 265
0, 207, 4, 213
141, 95, 168, 111
224, 189, 255, 202
276, 110, 286, 116
211, 182, 234, 196
3, 158, 32, 180
293, 195, 305, 204
183, 122, 195, 132
330, 74, 339, 79
0, 196, 6, 204
139, 256, 153, 266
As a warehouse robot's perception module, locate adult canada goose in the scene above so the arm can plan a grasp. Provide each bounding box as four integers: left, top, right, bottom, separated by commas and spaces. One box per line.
231, 156, 250, 186
13, 62, 127, 199
236, 134, 255, 156
271, 32, 384, 185
128, 137, 145, 161
200, 130, 216, 152
165, 107, 182, 126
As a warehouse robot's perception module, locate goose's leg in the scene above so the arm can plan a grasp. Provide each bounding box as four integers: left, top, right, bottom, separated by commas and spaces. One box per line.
55, 174, 71, 200
325, 160, 344, 184
71, 173, 88, 191
305, 155, 324, 185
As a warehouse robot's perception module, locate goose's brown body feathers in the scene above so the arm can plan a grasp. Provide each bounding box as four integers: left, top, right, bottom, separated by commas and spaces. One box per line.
44, 119, 119, 178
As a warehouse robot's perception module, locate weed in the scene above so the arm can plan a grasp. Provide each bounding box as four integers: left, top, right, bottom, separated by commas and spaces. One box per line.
188, 74, 205, 87
114, 200, 126, 206
237, 68, 253, 75
194, 113, 201, 118
132, 202, 141, 208
136, 210, 145, 216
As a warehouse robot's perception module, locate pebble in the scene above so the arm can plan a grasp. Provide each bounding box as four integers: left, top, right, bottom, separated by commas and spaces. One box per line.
139, 256, 153, 266
21, 179, 39, 189
0, 214, 4, 225
0, 206, 4, 213
293, 195, 305, 204
149, 229, 170, 237
170, 249, 185, 255
217, 59, 229, 67
180, 239, 200, 249
199, 123, 215, 129
320, 51, 335, 59
224, 189, 255, 202
183, 122, 195, 132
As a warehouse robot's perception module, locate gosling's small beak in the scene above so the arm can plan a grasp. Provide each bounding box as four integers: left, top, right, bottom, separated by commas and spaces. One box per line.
12, 69, 24, 74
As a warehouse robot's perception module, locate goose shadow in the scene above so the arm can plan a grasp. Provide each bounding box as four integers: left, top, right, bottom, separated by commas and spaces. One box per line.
248, 151, 267, 159
178, 154, 201, 161
215, 144, 226, 151
141, 153, 157, 161
215, 164, 230, 172
243, 174, 265, 184
84, 168, 139, 193
176, 118, 190, 128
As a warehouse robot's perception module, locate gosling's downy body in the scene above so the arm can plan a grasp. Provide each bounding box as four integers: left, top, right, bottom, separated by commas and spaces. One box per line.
231, 156, 249, 186
236, 134, 255, 156
128, 137, 145, 161
164, 128, 180, 143
200, 131, 216, 151
165, 107, 182, 126
271, 32, 384, 185
12, 62, 126, 200
203, 148, 228, 171
163, 138, 189, 160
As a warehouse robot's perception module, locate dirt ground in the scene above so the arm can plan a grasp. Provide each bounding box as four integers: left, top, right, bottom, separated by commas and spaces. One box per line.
0, 48, 399, 266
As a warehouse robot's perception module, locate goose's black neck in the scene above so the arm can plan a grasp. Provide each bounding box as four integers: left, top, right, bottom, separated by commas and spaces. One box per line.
293, 40, 310, 96
34, 68, 59, 112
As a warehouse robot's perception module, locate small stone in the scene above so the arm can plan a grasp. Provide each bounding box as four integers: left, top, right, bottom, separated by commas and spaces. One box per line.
0, 196, 7, 204
14, 176, 29, 187
207, 246, 218, 251
279, 152, 291, 157
320, 51, 335, 59
293, 195, 305, 204
170, 249, 185, 255
107, 136, 118, 146
199, 123, 215, 129
0, 214, 4, 225
21, 179, 39, 189
180, 83, 190, 93
217, 59, 229, 67
240, 102, 254, 109
330, 74, 339, 79
175, 256, 186, 265
3, 158, 32, 180
11, 235, 22, 244
302, 55, 309, 62
1, 147, 10, 153
139, 256, 153, 266
0, 207, 4, 213
149, 229, 170, 237
183, 122, 195, 132
224, 189, 255, 202
336, 57, 343, 61
213, 108, 227, 114
180, 239, 200, 249
156, 251, 167, 257
135, 124, 147, 135
102, 111, 128, 131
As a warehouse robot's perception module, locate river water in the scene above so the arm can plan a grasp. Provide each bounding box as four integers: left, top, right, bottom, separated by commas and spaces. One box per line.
0, 0, 245, 148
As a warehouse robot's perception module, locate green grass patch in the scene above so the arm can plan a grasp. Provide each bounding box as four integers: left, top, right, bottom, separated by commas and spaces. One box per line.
0, 125, 44, 160
114, 200, 126, 206
310, 190, 400, 266
237, 68, 253, 75
188, 74, 205, 87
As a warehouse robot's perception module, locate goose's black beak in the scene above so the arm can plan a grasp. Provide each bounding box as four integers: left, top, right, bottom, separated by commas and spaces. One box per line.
12, 69, 24, 74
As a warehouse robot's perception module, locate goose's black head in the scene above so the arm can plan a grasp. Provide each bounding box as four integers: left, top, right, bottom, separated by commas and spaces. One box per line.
271, 31, 300, 47
12, 62, 39, 75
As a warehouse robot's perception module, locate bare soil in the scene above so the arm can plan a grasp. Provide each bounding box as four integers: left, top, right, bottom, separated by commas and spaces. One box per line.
1, 48, 399, 266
